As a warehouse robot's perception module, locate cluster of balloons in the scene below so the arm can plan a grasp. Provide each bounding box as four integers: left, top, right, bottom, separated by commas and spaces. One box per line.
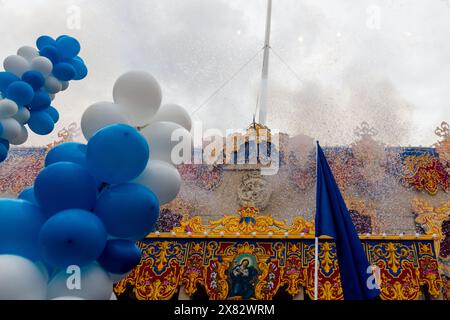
0, 70, 192, 300
0, 35, 88, 162
81, 71, 192, 204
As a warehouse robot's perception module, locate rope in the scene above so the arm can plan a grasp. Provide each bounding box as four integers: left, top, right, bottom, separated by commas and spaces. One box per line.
191, 48, 264, 116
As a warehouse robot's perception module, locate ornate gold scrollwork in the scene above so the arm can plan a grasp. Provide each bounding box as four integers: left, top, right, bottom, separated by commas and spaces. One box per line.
114, 207, 443, 301
412, 198, 450, 257
171, 206, 314, 237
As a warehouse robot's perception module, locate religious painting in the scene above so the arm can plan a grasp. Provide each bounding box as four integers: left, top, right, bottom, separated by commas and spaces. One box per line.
228, 254, 259, 300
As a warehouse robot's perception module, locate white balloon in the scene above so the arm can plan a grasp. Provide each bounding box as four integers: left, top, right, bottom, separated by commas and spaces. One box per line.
0, 255, 47, 300
3, 55, 30, 77
44, 76, 62, 94
17, 46, 39, 62
113, 71, 162, 126
0, 99, 19, 119
49, 93, 55, 101
133, 160, 181, 204
141, 121, 192, 165
110, 293, 118, 300
47, 263, 113, 300
0, 118, 22, 140
61, 81, 69, 91
52, 296, 85, 300
9, 125, 28, 145
81, 101, 129, 140
12, 107, 31, 124
151, 104, 192, 131
30, 56, 52, 77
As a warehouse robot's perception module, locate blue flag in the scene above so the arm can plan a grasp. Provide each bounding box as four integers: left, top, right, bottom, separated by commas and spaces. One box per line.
315, 142, 380, 300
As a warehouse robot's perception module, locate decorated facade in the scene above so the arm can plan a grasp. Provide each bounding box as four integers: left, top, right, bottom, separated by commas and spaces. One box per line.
1, 121, 449, 300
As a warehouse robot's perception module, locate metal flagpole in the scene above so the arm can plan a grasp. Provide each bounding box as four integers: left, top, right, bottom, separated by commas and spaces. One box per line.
314, 142, 319, 300
314, 237, 319, 300
257, 0, 272, 125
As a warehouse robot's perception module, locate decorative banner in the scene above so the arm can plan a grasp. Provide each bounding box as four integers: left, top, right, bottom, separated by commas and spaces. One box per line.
114, 207, 443, 300
115, 238, 442, 301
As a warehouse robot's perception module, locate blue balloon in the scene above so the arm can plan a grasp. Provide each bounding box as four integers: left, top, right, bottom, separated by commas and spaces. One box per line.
69, 58, 88, 80
5, 81, 34, 105
73, 56, 84, 63
0, 144, 7, 162
0, 138, 9, 150
18, 186, 38, 205
44, 106, 59, 123
56, 36, 80, 59
36, 35, 56, 50
87, 124, 149, 184
52, 62, 76, 81
94, 183, 159, 240
22, 70, 45, 90
45, 142, 87, 167
39, 209, 107, 268
29, 90, 51, 111
97, 239, 141, 274
28, 110, 54, 135
56, 35, 69, 41
39, 45, 60, 64
34, 162, 97, 215
45, 142, 104, 189
0, 71, 19, 92
0, 199, 47, 260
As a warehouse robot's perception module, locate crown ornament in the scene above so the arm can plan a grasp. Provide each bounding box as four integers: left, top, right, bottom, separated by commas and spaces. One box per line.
435, 121, 450, 140
354, 121, 378, 138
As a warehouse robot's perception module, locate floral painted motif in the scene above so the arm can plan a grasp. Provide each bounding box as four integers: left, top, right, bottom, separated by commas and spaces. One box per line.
349, 210, 372, 234
155, 209, 184, 232
441, 220, 450, 258
115, 237, 442, 300
177, 164, 223, 191
402, 154, 450, 195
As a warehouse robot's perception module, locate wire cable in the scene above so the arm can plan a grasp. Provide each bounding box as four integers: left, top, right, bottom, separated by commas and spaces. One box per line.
191, 48, 264, 116
270, 47, 303, 85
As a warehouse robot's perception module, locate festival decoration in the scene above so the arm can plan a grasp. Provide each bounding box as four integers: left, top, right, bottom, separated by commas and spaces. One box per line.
155, 208, 184, 232
114, 207, 442, 300
81, 70, 191, 205
0, 124, 155, 300
0, 35, 88, 162
402, 153, 449, 195
177, 164, 224, 191
0, 70, 192, 299
412, 198, 450, 258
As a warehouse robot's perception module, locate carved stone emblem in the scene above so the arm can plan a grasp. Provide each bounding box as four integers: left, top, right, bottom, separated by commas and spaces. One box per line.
237, 171, 272, 210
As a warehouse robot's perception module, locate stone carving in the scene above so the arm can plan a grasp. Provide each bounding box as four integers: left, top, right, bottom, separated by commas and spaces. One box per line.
237, 171, 272, 210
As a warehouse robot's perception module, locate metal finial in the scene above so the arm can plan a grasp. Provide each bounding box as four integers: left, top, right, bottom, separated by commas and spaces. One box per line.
435, 121, 450, 139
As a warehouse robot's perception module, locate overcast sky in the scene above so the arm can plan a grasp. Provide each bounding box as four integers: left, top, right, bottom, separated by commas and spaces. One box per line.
1, 0, 449, 147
